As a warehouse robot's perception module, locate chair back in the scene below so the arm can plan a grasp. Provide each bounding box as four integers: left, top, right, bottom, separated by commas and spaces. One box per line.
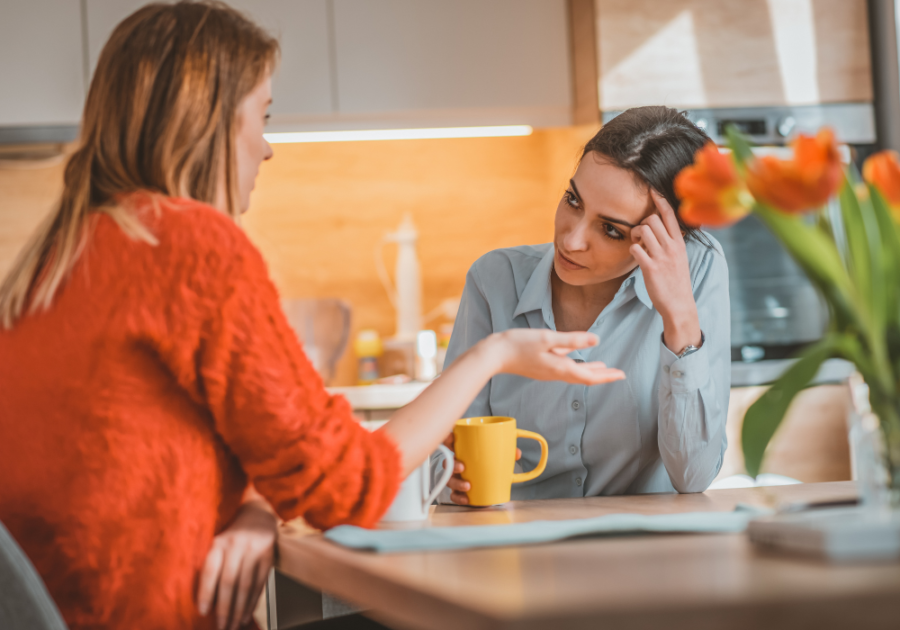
0, 521, 68, 630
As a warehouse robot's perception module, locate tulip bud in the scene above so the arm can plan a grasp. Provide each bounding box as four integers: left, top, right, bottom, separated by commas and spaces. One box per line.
674, 142, 753, 228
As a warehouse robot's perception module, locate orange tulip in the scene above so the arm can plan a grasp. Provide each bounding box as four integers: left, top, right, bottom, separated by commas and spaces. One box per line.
675, 142, 753, 228
746, 128, 843, 213
862, 150, 900, 219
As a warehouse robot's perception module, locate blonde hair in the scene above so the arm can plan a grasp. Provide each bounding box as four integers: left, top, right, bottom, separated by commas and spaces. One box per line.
0, 1, 278, 328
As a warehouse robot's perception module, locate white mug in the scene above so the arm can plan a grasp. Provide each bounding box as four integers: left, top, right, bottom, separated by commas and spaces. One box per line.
380, 444, 454, 522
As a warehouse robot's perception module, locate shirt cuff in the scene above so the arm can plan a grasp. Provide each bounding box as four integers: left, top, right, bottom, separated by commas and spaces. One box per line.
659, 334, 710, 393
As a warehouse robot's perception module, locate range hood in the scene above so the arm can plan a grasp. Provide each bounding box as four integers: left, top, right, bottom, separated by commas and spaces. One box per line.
0, 126, 79, 145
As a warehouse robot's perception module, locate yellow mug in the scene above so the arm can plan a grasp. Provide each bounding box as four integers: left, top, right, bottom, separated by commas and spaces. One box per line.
453, 416, 549, 506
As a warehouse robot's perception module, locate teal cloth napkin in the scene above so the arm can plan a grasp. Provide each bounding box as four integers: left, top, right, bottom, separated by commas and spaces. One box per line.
325, 506, 767, 553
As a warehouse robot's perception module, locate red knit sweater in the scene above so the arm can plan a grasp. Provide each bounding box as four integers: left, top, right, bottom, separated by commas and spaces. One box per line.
0, 194, 401, 629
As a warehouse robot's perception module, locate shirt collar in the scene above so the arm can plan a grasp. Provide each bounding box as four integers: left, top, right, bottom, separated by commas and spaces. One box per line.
513, 246, 556, 319
631, 266, 654, 309
512, 245, 654, 321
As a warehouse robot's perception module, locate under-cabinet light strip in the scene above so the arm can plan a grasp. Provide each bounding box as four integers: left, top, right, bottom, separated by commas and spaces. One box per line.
264, 125, 533, 144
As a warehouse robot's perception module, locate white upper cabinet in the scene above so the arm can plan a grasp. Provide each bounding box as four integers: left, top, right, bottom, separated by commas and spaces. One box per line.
332, 0, 572, 127
84, 0, 154, 76
0, 1, 85, 127
84, 0, 334, 123
2, 0, 573, 136
231, 0, 334, 118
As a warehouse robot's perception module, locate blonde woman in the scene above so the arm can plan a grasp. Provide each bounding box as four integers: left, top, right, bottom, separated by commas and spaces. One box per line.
0, 3, 624, 630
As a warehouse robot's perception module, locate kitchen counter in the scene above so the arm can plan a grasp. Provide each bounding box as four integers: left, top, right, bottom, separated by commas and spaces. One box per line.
327, 382, 429, 420
731, 358, 854, 387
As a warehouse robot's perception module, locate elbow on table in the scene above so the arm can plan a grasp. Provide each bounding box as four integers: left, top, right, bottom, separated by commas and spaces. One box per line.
671, 476, 714, 494
668, 459, 722, 494
663, 438, 726, 494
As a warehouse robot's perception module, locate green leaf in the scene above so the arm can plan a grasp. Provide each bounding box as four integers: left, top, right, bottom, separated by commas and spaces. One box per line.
753, 204, 858, 330
724, 125, 754, 169
742, 337, 837, 477
868, 185, 900, 330
753, 205, 848, 289
838, 177, 873, 316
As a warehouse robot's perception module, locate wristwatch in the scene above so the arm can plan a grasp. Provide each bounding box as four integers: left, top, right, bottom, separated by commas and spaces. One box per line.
677, 332, 705, 359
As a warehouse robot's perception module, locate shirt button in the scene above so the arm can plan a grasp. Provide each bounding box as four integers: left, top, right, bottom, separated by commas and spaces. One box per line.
569, 445, 578, 455
572, 400, 581, 410
575, 477, 583, 486
672, 370, 684, 378
663, 365, 670, 373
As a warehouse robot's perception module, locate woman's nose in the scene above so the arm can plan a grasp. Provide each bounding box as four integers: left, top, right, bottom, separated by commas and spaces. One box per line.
263, 139, 274, 161
562, 220, 589, 251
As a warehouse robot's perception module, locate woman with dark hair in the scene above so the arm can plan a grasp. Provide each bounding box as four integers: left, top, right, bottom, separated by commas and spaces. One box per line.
436, 106, 730, 502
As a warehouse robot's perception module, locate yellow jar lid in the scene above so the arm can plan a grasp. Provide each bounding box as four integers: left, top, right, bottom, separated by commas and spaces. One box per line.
354, 329, 383, 357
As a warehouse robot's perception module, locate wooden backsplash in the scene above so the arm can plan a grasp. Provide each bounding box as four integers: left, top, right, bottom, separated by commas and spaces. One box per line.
0, 127, 595, 385
597, 0, 873, 110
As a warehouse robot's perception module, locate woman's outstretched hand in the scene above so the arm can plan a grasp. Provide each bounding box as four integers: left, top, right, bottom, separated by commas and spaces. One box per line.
197, 499, 277, 630
486, 328, 625, 385
380, 328, 625, 478
630, 190, 702, 354
434, 330, 624, 504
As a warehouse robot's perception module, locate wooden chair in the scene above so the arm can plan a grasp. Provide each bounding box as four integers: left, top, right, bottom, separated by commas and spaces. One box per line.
715, 383, 853, 484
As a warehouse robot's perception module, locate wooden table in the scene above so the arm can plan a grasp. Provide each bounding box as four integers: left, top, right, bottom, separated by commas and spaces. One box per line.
275, 482, 900, 630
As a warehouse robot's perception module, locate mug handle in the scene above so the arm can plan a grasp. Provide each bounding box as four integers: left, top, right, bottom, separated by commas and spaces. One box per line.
425, 444, 454, 507
511, 430, 549, 483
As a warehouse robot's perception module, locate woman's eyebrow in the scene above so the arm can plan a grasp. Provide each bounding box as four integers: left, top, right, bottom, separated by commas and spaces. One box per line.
569, 179, 639, 229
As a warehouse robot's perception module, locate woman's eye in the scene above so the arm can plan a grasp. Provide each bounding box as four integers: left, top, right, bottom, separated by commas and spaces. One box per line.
264, 113, 271, 125
564, 191, 579, 208
603, 223, 624, 240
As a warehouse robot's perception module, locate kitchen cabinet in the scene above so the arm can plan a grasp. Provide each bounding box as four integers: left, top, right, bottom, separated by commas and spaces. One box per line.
84, 0, 335, 122
330, 0, 572, 128
596, 0, 873, 111
0, 1, 85, 136
2, 0, 574, 141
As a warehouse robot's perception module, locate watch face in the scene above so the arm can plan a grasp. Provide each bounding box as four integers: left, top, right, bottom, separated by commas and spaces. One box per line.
679, 332, 705, 359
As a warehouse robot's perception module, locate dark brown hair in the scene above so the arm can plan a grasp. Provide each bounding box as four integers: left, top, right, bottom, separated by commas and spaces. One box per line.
582, 106, 711, 244
0, 1, 279, 328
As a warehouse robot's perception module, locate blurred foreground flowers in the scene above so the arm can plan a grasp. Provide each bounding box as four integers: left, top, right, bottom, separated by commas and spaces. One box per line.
674, 143, 752, 227
746, 129, 843, 213
675, 127, 900, 503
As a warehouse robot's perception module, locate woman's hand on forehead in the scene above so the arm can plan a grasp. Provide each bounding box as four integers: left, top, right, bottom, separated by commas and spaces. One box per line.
628, 191, 702, 353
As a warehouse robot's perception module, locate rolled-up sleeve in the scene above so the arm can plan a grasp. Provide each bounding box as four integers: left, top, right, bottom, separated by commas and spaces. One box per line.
149, 217, 402, 530
657, 245, 730, 493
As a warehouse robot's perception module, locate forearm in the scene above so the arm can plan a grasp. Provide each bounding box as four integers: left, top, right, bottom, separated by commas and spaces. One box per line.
379, 337, 503, 477
241, 484, 277, 516
657, 345, 726, 492
658, 394, 726, 492
380, 328, 618, 478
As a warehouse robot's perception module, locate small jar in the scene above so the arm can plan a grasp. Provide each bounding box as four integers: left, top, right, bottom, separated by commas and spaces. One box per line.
354, 330, 383, 385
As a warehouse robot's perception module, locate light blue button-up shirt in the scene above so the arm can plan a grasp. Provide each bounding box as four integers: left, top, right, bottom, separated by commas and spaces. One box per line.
432, 236, 730, 498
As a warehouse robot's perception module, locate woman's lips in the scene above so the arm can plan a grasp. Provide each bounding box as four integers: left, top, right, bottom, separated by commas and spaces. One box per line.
556, 248, 586, 271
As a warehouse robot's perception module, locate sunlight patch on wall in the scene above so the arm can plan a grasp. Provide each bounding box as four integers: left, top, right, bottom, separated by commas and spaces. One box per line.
600, 10, 707, 111
767, 0, 820, 105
